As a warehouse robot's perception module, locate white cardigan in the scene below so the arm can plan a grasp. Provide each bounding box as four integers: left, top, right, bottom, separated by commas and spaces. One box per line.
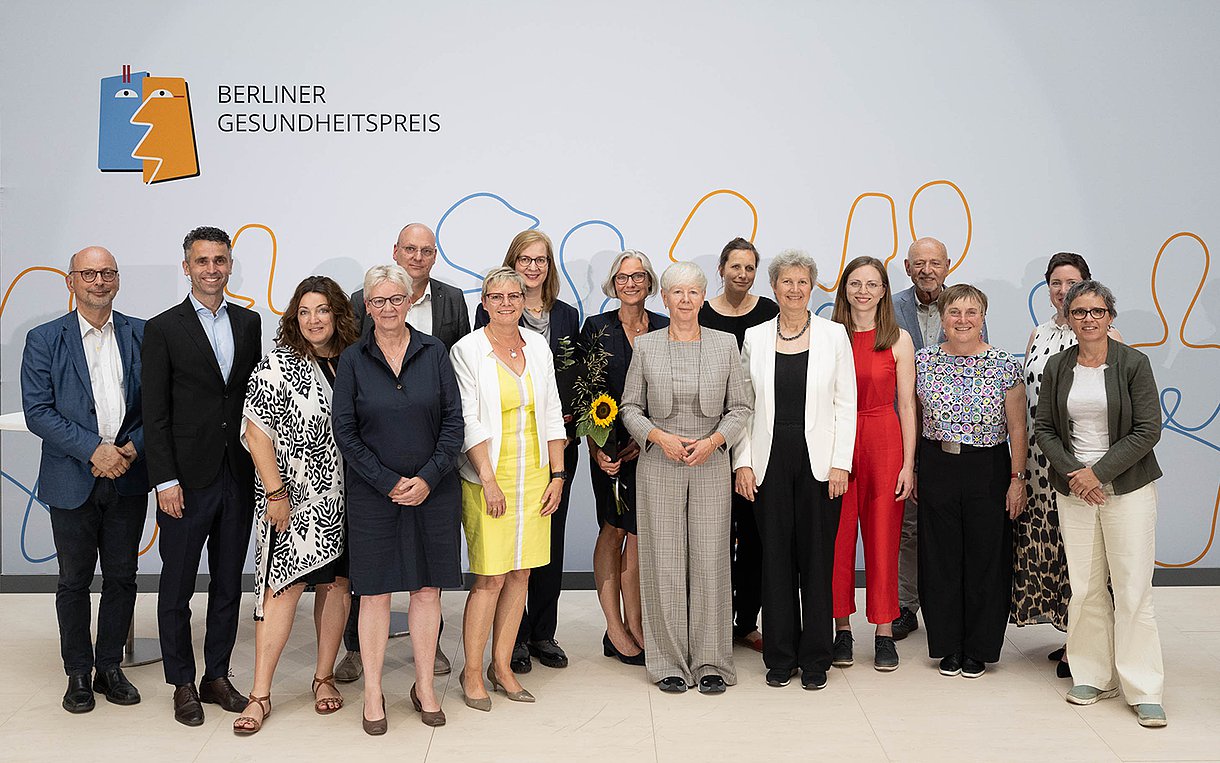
450, 327, 566, 483
732, 315, 857, 483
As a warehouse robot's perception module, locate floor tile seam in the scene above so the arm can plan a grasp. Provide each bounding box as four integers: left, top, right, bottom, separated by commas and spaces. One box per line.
834, 660, 893, 761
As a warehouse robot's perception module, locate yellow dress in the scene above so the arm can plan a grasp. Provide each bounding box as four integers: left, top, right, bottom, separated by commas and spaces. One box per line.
461, 363, 551, 575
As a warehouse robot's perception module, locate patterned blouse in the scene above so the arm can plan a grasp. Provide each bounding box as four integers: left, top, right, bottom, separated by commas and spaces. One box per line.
916, 346, 1022, 447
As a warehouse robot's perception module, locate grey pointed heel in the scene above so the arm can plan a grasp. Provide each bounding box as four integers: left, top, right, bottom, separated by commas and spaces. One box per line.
487, 664, 535, 703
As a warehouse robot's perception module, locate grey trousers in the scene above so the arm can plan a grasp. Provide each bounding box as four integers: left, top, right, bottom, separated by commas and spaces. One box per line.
897, 496, 920, 613
637, 447, 735, 685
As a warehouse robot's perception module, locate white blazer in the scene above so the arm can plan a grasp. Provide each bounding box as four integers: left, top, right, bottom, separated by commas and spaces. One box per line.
732, 315, 857, 484
450, 327, 566, 483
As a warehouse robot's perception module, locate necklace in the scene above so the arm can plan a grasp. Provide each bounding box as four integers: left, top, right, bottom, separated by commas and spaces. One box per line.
487, 328, 525, 358
376, 333, 408, 364
620, 310, 648, 335
777, 312, 811, 341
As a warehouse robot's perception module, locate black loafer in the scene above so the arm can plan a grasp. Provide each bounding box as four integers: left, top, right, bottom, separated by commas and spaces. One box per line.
766, 668, 796, 687
173, 683, 204, 726
93, 666, 141, 705
892, 607, 919, 640
939, 653, 962, 677
63, 673, 95, 714
510, 641, 532, 674
801, 670, 828, 690
961, 657, 986, 679
528, 639, 569, 669
200, 676, 247, 713
697, 675, 726, 694
657, 676, 687, 693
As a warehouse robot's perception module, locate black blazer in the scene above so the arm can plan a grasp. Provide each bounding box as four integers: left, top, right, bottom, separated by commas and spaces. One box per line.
142, 297, 262, 490
1033, 338, 1163, 496
352, 277, 471, 350
580, 309, 669, 405
474, 298, 580, 357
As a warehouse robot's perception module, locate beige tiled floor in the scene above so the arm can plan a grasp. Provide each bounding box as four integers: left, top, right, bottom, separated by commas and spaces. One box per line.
2, 588, 1218, 761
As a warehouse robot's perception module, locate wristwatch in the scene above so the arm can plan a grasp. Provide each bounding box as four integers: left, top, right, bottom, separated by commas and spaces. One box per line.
1011, 471, 1028, 481
550, 471, 568, 482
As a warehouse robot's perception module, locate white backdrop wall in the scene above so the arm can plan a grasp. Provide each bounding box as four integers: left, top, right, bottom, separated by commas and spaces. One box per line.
2, 1, 1218, 579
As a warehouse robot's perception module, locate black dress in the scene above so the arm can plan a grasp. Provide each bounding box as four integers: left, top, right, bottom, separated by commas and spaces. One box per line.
581, 309, 670, 535
331, 329, 465, 595
698, 295, 778, 640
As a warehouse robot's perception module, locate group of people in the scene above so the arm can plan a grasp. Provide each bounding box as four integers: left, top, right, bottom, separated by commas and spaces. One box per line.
19, 223, 1169, 735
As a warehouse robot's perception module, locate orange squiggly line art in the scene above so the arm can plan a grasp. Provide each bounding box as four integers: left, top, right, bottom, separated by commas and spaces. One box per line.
908, 180, 972, 275
138, 523, 159, 557
668, 189, 759, 263
820, 192, 897, 292
0, 267, 73, 319
1129, 232, 1216, 350
1156, 483, 1219, 567
224, 223, 284, 315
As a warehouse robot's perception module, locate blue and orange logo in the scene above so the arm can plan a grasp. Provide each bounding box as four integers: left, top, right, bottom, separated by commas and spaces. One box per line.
98, 64, 199, 184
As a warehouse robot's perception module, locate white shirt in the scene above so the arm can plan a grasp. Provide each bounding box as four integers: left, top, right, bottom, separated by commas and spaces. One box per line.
78, 312, 125, 444
1067, 364, 1111, 468
407, 281, 433, 334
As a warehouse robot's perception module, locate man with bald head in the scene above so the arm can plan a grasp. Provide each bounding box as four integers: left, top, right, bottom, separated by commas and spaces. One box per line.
336, 222, 470, 682
22, 247, 149, 713
890, 237, 987, 640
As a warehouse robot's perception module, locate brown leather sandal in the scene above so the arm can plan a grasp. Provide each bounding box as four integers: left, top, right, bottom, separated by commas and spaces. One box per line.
312, 674, 344, 714
233, 694, 271, 735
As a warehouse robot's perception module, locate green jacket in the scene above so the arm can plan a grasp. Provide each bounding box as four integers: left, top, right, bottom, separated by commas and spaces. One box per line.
1033, 338, 1162, 496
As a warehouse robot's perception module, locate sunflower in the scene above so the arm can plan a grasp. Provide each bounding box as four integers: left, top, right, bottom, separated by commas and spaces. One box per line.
589, 393, 618, 427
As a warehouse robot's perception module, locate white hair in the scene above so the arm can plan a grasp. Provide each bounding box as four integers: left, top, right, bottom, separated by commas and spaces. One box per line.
659, 261, 708, 292
363, 264, 412, 296
768, 249, 818, 287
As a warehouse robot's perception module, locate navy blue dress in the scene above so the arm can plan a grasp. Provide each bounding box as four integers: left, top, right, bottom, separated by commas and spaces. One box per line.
581, 309, 669, 534
332, 328, 464, 595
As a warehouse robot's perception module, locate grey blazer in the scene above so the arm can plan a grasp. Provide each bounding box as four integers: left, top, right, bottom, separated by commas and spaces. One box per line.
352, 277, 471, 350
620, 328, 752, 451
893, 284, 988, 350
1032, 338, 1162, 496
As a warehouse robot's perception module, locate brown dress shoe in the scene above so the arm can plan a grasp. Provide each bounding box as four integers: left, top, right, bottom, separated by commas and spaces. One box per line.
173, 683, 204, 726
200, 676, 247, 713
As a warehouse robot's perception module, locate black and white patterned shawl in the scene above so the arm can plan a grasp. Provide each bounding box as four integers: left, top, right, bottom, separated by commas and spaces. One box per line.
241, 346, 345, 618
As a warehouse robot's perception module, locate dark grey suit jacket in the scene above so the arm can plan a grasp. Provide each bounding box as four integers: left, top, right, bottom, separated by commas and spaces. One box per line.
351, 277, 471, 350
1033, 339, 1163, 496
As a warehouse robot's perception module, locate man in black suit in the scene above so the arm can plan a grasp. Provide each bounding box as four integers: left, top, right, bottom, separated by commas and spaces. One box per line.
142, 226, 262, 726
335, 222, 471, 682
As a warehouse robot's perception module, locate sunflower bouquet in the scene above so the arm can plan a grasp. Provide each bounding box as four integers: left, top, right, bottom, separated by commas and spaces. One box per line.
572, 327, 620, 455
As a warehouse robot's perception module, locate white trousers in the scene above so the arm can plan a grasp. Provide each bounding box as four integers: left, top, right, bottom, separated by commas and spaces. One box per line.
1057, 483, 1164, 704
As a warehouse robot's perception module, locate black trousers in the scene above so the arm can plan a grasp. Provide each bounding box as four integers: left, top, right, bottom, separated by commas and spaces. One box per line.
730, 489, 763, 638
916, 439, 1013, 663
755, 425, 841, 673
157, 462, 253, 685
517, 440, 579, 643
49, 479, 147, 675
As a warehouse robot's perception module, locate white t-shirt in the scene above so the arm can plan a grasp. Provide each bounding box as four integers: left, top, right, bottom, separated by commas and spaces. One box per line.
1067, 364, 1110, 468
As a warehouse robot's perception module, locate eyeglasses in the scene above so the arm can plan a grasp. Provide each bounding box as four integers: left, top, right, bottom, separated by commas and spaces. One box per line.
614, 273, 648, 285
70, 269, 119, 283
486, 292, 524, 305
367, 294, 408, 308
397, 245, 437, 258
1069, 307, 1110, 320
846, 280, 883, 292
515, 255, 549, 269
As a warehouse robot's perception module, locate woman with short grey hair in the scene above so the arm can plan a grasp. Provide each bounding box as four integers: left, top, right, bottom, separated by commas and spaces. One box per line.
583, 250, 668, 667
1034, 280, 1166, 727
621, 262, 752, 694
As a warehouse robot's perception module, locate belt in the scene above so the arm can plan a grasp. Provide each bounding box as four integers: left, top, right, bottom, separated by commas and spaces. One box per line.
925, 438, 991, 454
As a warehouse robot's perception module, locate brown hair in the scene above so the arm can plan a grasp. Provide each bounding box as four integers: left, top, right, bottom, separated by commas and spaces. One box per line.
831, 256, 900, 350
276, 275, 360, 359
502, 230, 559, 310
937, 283, 988, 315
718, 237, 759, 272
1044, 251, 1092, 283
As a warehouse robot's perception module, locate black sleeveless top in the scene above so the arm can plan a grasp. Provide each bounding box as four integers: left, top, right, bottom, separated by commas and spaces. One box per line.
774, 350, 808, 427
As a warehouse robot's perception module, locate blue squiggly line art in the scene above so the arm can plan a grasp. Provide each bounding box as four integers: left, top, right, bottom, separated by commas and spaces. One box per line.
815, 301, 833, 317
1027, 280, 1047, 326
558, 220, 625, 326
1161, 387, 1220, 454
435, 192, 541, 293
1, 470, 55, 564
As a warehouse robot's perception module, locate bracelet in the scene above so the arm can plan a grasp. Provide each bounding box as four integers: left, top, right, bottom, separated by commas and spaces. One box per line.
266, 484, 289, 501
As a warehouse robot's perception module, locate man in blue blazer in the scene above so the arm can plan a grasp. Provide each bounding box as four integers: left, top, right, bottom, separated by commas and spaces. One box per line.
21, 246, 150, 714
890, 237, 988, 641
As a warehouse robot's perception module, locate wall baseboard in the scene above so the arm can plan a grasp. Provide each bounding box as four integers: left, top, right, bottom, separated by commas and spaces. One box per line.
0, 568, 1214, 593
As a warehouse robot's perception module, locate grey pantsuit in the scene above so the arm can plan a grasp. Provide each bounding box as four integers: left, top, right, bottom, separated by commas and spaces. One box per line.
620, 329, 752, 685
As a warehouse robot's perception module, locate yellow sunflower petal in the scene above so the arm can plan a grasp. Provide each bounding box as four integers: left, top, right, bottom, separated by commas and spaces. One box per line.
590, 394, 618, 427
